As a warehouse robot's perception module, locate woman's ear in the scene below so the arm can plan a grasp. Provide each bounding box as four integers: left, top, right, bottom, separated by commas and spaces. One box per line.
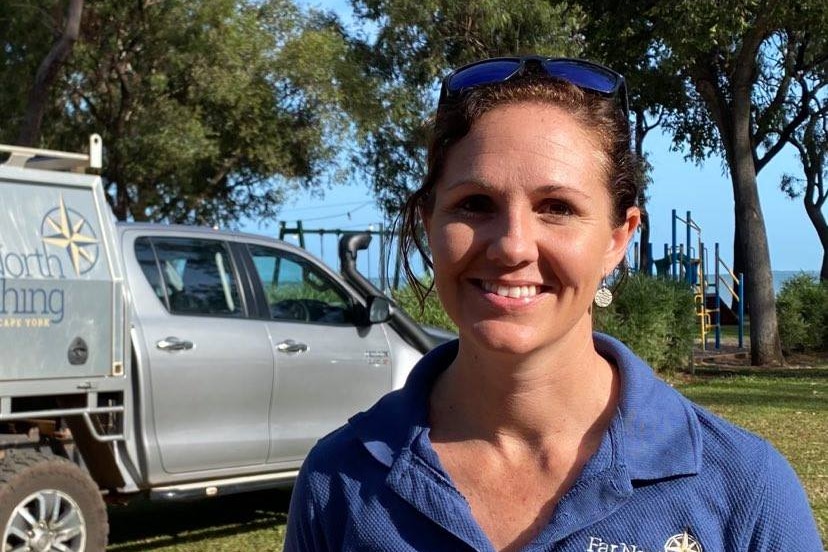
604, 206, 641, 269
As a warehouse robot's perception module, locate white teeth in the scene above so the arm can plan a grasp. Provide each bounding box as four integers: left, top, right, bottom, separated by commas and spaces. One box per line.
481, 281, 538, 298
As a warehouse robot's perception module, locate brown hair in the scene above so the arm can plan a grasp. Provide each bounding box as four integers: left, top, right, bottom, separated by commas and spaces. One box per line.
399, 72, 639, 304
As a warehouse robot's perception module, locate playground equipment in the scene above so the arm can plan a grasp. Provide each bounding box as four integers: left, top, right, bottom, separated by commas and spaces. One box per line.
637, 210, 745, 350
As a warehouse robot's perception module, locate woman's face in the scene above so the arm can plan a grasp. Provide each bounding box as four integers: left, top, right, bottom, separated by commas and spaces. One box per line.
425, 102, 639, 356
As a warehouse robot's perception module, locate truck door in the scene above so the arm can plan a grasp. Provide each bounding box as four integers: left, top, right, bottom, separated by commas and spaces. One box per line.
245, 244, 393, 463
128, 235, 273, 473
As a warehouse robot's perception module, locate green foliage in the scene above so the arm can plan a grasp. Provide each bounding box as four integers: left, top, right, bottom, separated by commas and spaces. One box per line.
0, 0, 56, 142
776, 274, 828, 353
582, 0, 827, 365
593, 274, 696, 373
1, 0, 363, 225
392, 281, 457, 333
349, 0, 588, 216
263, 282, 343, 306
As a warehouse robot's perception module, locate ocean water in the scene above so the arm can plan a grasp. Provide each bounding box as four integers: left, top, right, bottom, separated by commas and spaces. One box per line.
708, 270, 819, 304
772, 270, 820, 294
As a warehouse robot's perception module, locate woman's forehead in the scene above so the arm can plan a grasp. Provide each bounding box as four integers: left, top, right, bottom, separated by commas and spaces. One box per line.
438, 103, 610, 184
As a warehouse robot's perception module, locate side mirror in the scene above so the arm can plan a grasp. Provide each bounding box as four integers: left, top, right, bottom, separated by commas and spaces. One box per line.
367, 295, 392, 324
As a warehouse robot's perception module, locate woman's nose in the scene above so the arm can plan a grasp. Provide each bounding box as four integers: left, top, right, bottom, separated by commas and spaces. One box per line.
485, 210, 539, 266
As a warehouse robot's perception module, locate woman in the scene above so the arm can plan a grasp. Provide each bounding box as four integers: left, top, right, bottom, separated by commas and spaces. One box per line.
284, 56, 821, 551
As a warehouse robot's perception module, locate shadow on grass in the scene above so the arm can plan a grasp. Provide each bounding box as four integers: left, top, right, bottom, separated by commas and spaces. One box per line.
683, 390, 826, 411
691, 367, 828, 379
677, 377, 827, 412
107, 488, 291, 551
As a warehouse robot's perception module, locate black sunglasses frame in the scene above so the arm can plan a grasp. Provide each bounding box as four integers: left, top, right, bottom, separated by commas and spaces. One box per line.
439, 56, 629, 119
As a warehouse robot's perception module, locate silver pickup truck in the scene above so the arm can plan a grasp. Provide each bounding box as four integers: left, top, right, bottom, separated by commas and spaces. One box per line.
0, 137, 446, 551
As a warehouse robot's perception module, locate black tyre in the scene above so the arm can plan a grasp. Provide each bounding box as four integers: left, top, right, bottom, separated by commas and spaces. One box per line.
0, 449, 107, 552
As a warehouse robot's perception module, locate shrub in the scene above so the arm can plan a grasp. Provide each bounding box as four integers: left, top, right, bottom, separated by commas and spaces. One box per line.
392, 280, 457, 333
776, 274, 828, 353
593, 274, 697, 373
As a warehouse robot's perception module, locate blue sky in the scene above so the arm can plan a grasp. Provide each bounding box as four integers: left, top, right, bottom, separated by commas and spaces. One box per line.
250, 1, 822, 276
645, 131, 817, 272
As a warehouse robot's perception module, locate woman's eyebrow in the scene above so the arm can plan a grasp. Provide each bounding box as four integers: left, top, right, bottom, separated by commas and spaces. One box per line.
533, 184, 592, 199
440, 177, 496, 192
442, 180, 591, 197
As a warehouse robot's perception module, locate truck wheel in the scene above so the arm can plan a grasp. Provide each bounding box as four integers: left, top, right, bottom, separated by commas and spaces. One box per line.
0, 449, 107, 552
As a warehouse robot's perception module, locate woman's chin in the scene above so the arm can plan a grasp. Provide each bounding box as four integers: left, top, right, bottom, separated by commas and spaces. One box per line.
463, 321, 549, 356
460, 314, 593, 357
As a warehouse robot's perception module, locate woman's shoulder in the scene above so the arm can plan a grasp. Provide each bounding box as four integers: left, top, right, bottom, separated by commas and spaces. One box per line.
685, 399, 789, 480
685, 397, 809, 504
596, 332, 794, 480
600, 332, 819, 546
687, 397, 764, 445
689, 399, 820, 546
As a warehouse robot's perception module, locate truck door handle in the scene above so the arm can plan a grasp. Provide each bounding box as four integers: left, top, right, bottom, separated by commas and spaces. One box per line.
156, 337, 194, 351
276, 339, 308, 354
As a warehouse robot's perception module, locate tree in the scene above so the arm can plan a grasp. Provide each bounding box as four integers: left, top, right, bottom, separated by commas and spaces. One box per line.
575, 1, 828, 364
780, 80, 828, 281
16, 0, 83, 147
642, 1, 828, 365
348, 0, 587, 218
1, 1, 59, 144
2, 0, 359, 225
577, 0, 687, 274
348, 0, 828, 365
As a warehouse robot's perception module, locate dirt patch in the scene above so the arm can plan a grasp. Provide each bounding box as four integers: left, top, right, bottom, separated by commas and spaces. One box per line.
692, 344, 828, 371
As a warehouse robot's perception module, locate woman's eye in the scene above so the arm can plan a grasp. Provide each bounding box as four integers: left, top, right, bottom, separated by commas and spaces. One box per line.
456, 195, 494, 213
539, 200, 574, 216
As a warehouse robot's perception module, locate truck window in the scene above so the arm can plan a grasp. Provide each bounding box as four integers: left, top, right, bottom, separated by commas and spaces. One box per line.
247, 244, 352, 324
135, 237, 242, 317
135, 237, 166, 301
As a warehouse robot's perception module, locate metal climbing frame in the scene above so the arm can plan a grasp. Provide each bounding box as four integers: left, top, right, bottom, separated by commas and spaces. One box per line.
670, 210, 745, 351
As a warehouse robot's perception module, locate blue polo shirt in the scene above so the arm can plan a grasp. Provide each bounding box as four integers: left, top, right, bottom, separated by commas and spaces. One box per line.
284, 333, 822, 551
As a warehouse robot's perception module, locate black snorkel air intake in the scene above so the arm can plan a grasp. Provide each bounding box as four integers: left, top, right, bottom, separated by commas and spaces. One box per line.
338, 232, 439, 354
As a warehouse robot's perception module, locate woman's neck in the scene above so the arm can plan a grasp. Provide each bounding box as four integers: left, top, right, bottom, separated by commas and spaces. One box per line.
429, 327, 619, 449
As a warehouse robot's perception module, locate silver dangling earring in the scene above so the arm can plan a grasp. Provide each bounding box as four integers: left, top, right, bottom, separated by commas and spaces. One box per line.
594, 277, 613, 308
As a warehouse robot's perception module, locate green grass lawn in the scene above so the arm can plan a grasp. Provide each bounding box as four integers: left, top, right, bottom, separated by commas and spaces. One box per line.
106, 369, 827, 550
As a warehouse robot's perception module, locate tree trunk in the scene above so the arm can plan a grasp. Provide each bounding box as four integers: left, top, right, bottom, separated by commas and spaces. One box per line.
730, 211, 746, 314
111, 177, 130, 221
729, 94, 784, 366
804, 195, 828, 282
16, 0, 84, 147
638, 203, 651, 274
634, 110, 652, 274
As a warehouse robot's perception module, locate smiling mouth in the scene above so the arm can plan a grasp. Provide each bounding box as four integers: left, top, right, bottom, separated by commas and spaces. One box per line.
479, 280, 543, 299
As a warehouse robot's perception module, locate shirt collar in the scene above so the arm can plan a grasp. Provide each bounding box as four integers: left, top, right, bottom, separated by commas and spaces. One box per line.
349, 333, 701, 481
594, 332, 702, 480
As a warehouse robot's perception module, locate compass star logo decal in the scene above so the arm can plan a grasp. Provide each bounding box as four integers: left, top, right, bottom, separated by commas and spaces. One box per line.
41, 196, 100, 276
664, 530, 703, 552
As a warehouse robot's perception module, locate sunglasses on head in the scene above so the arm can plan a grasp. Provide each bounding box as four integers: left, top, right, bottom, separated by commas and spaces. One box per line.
439, 56, 629, 119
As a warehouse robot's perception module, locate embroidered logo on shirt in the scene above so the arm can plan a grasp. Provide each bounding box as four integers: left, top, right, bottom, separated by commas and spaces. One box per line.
586, 536, 648, 551
663, 530, 702, 552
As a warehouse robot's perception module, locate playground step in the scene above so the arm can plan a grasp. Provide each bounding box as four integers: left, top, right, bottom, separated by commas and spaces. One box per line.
704, 295, 739, 325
